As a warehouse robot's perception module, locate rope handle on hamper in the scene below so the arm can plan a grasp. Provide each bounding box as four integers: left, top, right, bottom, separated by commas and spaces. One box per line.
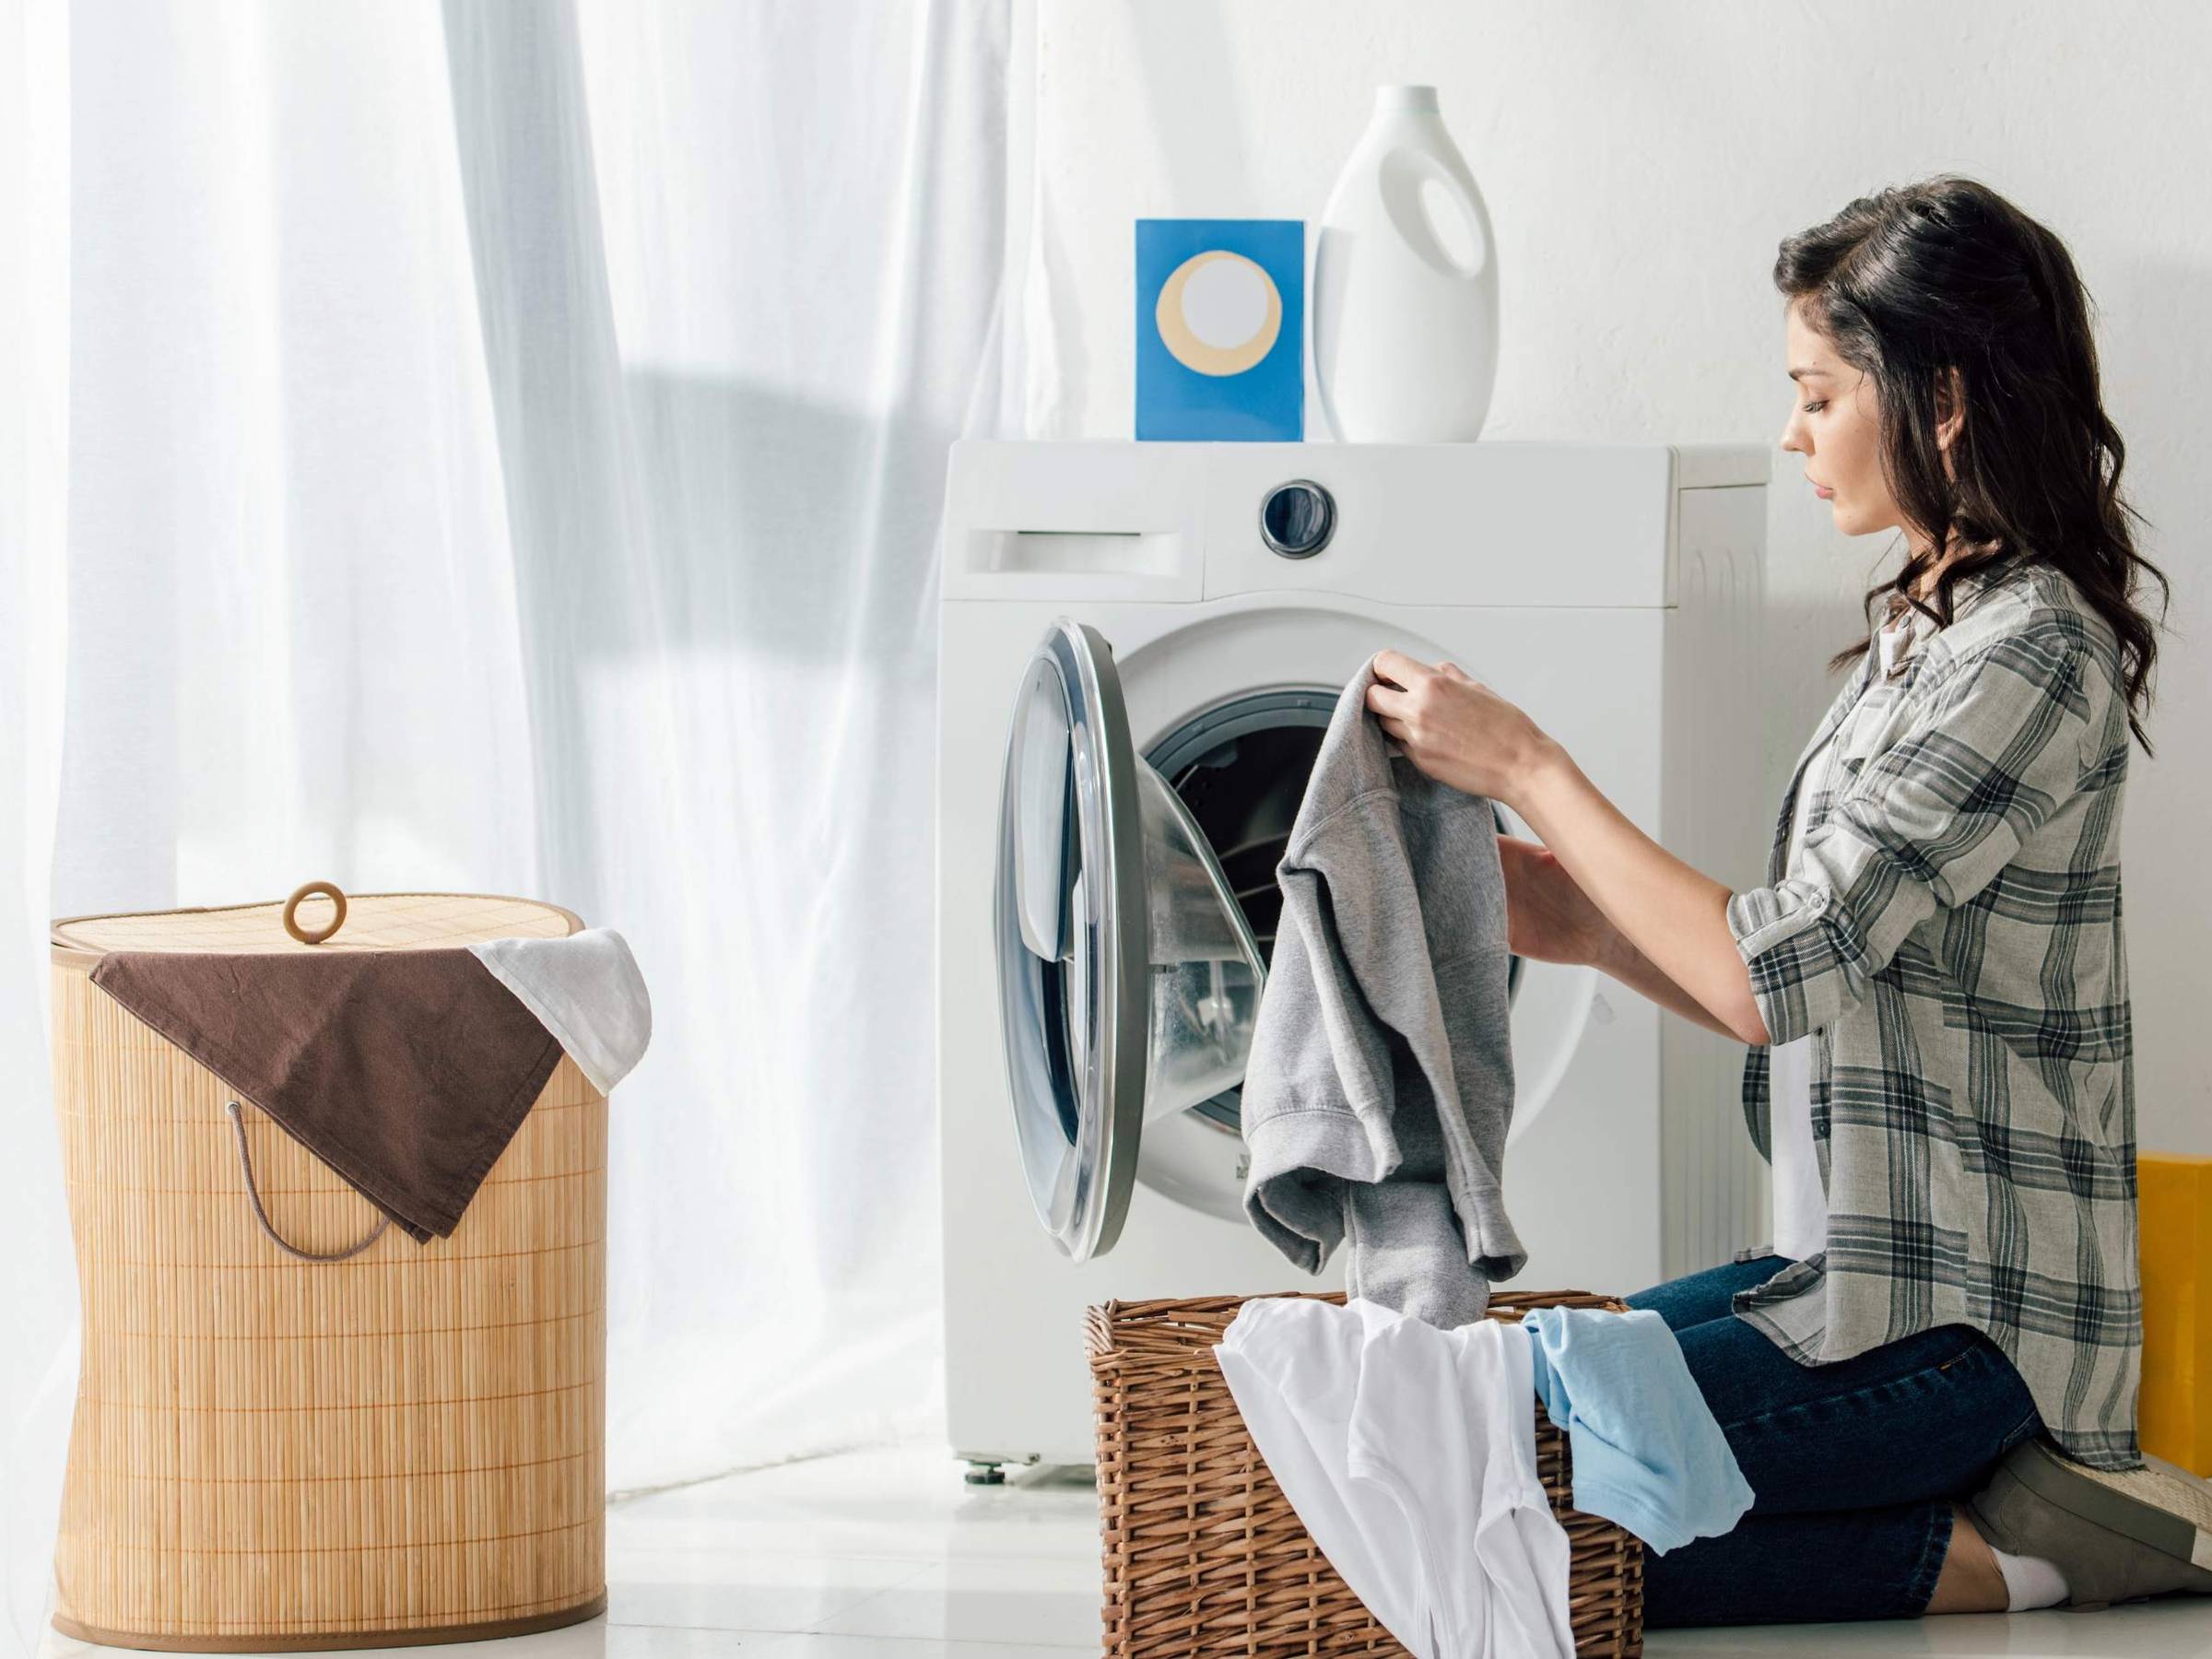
225, 1100, 391, 1263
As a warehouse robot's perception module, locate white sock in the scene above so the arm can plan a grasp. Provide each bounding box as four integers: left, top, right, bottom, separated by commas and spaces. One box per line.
1989, 1542, 2070, 1610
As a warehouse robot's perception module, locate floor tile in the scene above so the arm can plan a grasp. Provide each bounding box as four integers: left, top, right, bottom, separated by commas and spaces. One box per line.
610, 1453, 1097, 1568
1641, 1597, 2212, 1655
742, 1637, 1093, 1659
38, 1615, 773, 1659
606, 1549, 931, 1633
807, 1558, 1101, 1648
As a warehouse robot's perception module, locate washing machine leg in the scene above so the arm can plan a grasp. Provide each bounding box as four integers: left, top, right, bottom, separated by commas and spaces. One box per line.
962, 1461, 1006, 1487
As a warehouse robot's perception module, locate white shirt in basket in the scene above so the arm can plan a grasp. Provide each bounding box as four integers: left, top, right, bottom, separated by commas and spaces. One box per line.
1214, 1297, 1574, 1659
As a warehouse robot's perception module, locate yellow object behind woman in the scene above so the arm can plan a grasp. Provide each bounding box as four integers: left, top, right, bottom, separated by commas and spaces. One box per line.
2140, 1153, 2212, 1476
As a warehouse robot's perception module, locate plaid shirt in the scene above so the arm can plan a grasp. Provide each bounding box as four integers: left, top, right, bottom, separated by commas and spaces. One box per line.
1724, 557, 2141, 1472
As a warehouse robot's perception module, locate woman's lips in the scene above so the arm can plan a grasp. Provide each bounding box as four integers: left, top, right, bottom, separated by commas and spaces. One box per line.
1814, 484, 1835, 499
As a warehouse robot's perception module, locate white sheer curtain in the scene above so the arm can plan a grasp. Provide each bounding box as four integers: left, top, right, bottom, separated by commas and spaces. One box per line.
1, 0, 1010, 1647
2, 3, 73, 1652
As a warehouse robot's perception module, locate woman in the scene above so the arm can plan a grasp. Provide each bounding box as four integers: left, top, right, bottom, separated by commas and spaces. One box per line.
1368, 176, 2189, 1626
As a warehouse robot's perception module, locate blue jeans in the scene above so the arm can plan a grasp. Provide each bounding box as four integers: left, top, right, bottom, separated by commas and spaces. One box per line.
1622, 1254, 2045, 1627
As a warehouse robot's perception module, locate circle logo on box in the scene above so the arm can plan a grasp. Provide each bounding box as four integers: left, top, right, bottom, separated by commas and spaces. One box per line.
1155, 251, 1282, 377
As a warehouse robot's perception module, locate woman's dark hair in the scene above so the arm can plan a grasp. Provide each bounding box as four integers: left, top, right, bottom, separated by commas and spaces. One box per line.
1774, 175, 2170, 753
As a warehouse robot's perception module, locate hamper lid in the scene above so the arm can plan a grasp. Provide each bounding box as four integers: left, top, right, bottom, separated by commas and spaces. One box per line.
54, 888, 609, 1247
52, 890, 582, 971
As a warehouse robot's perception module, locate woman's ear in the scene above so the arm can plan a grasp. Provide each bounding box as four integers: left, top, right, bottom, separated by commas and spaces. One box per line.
1935, 365, 1965, 453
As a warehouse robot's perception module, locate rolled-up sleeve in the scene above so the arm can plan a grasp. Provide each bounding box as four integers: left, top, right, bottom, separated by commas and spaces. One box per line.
1729, 624, 2099, 1048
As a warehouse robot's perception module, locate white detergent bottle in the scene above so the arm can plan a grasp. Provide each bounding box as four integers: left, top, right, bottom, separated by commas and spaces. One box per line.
1312, 84, 1500, 442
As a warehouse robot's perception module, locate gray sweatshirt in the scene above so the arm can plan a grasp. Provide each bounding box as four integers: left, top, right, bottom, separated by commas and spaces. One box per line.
1239, 660, 1527, 1326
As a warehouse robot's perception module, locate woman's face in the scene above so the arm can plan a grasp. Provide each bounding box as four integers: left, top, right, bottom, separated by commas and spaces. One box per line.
1778, 301, 1901, 540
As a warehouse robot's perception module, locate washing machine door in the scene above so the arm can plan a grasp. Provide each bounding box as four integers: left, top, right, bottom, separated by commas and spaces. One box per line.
994, 618, 1151, 1261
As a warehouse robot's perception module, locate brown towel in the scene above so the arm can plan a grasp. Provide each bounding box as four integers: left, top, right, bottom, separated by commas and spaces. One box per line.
90, 947, 564, 1241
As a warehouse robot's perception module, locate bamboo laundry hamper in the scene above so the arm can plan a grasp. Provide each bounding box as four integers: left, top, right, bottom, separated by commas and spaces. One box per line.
1088, 1290, 1644, 1659
49, 891, 608, 1652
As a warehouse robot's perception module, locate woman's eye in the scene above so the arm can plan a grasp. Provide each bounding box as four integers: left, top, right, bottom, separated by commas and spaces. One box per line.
1801, 401, 1828, 414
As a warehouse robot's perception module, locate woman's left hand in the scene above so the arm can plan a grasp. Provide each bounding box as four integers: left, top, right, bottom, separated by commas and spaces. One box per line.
1365, 649, 1560, 808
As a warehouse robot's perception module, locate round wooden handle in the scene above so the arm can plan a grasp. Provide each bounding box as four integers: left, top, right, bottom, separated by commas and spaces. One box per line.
282, 880, 348, 946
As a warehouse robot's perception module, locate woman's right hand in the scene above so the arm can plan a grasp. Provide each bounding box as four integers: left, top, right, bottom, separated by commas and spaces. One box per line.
1498, 835, 1617, 968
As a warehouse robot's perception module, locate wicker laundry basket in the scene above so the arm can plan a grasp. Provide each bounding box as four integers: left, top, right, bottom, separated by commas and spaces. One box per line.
1088, 1290, 1644, 1659
48, 891, 607, 1652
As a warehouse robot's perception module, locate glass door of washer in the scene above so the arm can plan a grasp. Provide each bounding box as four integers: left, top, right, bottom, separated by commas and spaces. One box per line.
994, 618, 1151, 1261
994, 618, 1266, 1260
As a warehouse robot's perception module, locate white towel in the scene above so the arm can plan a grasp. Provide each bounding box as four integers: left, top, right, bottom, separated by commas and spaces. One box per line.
469, 927, 652, 1096
1214, 1297, 1574, 1659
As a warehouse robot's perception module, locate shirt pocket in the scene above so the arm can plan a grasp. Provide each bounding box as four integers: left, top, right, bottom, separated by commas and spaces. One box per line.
1830, 671, 1924, 785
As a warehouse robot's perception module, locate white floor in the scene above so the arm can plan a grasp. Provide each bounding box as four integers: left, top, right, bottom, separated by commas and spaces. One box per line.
39, 1443, 2212, 1658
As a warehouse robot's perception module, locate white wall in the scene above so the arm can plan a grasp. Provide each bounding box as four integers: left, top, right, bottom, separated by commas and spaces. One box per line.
1013, 1, 2210, 1155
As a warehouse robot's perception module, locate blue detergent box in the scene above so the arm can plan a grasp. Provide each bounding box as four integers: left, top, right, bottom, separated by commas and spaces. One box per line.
1135, 218, 1303, 441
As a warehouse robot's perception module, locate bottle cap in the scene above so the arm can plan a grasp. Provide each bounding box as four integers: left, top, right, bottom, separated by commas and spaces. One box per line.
1375, 85, 1440, 112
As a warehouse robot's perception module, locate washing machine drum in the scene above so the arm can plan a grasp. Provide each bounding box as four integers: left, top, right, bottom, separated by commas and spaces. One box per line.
995, 618, 1266, 1261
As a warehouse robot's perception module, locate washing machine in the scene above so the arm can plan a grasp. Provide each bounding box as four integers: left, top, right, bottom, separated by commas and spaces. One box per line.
936, 439, 1773, 1473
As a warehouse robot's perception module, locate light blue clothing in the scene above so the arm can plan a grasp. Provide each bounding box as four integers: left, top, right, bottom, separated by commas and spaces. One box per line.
1520, 1306, 1755, 1555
